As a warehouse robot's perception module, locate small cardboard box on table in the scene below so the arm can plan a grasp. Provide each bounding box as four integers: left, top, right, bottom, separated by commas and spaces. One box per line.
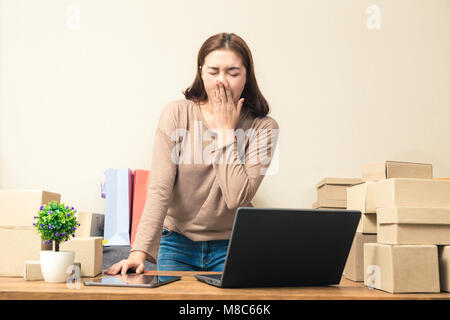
364, 243, 440, 293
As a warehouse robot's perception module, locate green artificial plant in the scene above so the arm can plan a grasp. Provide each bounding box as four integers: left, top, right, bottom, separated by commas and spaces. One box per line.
33, 200, 80, 252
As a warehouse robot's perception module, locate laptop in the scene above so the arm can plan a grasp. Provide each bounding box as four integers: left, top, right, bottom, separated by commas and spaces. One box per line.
194, 207, 361, 288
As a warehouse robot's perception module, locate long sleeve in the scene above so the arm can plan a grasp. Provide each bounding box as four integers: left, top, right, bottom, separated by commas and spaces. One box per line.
128, 99, 280, 261
130, 104, 179, 264
211, 118, 280, 210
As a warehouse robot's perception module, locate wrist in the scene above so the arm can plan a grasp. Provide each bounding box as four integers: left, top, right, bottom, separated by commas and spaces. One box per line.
216, 129, 235, 147
130, 250, 147, 261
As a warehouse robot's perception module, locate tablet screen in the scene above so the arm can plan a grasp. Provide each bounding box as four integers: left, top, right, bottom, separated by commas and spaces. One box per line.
84, 274, 181, 288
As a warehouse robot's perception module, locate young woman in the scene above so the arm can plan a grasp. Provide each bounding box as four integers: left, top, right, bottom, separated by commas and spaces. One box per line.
106, 32, 279, 274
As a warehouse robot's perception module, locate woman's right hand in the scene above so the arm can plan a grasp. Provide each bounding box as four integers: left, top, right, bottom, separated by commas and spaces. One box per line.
105, 251, 147, 275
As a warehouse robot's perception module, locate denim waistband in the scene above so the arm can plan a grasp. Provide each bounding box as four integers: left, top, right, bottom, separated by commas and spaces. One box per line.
162, 228, 229, 248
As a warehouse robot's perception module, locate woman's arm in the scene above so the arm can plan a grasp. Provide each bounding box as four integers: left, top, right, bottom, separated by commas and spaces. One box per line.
211, 118, 279, 210
130, 103, 179, 264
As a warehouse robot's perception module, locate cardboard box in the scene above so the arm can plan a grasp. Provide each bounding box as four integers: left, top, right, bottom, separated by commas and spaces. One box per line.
0, 227, 43, 276
312, 200, 346, 209
439, 246, 450, 292
24, 260, 81, 281
356, 214, 377, 234
60, 237, 103, 277
362, 161, 433, 182
374, 178, 450, 209
316, 177, 363, 189
318, 185, 347, 201
347, 182, 377, 213
377, 207, 450, 245
0, 190, 60, 227
316, 178, 362, 201
364, 243, 440, 293
343, 232, 377, 282
75, 212, 104, 237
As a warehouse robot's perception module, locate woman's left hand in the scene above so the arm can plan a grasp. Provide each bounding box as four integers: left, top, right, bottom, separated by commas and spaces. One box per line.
212, 80, 245, 131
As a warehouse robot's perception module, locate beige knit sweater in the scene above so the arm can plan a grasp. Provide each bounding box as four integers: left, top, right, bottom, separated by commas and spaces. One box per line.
130, 99, 279, 263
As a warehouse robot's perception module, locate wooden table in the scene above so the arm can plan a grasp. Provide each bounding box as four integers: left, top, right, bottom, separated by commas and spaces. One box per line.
1, 271, 450, 300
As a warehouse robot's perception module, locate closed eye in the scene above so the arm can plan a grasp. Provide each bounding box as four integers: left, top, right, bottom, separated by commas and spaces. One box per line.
209, 73, 240, 77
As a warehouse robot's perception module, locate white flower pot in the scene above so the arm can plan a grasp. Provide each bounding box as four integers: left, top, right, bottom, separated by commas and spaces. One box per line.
40, 250, 75, 283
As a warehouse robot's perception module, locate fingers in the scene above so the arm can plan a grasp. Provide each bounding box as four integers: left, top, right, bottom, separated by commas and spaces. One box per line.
106, 259, 145, 276
218, 81, 227, 105
136, 263, 145, 274
213, 82, 219, 103
106, 262, 122, 275
225, 82, 233, 105
106, 259, 134, 275
213, 82, 221, 111
121, 262, 129, 275
237, 98, 244, 115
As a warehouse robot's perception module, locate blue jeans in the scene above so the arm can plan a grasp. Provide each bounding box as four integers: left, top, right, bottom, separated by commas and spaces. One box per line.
157, 228, 230, 271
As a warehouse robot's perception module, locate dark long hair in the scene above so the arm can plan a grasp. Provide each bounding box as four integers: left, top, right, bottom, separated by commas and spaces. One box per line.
182, 32, 270, 121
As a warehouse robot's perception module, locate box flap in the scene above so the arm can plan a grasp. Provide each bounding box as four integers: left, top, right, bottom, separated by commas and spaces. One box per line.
386, 161, 433, 179
377, 207, 450, 225
363, 161, 433, 182
316, 177, 363, 189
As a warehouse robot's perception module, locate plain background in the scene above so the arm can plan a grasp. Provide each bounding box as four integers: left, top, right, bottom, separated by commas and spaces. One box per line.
1, 0, 449, 215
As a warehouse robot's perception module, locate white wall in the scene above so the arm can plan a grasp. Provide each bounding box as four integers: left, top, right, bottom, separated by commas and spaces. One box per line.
1, 0, 449, 213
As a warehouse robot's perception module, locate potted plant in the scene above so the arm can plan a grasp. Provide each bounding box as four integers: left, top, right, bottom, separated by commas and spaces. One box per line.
33, 200, 80, 283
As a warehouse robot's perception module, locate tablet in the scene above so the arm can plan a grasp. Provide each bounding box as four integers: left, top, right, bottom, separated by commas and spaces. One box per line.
83, 274, 181, 288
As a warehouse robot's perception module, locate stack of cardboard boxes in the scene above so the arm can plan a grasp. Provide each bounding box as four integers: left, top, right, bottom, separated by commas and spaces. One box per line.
313, 178, 362, 210
0, 190, 104, 280
365, 176, 450, 293
340, 160, 450, 293
0, 190, 59, 277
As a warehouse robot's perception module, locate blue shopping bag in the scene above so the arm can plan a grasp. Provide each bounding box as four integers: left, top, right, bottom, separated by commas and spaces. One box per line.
102, 168, 134, 246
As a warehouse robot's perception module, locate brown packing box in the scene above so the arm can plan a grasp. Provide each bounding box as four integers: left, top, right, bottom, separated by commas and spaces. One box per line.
377, 207, 450, 245
362, 161, 433, 182
374, 178, 450, 209
439, 246, 450, 292
60, 237, 103, 277
312, 200, 346, 209
0, 190, 61, 227
75, 212, 105, 237
363, 243, 440, 293
343, 232, 377, 282
318, 185, 347, 202
356, 214, 377, 234
347, 181, 378, 214
316, 177, 363, 189
316, 178, 363, 202
347, 182, 377, 234
0, 227, 44, 276
24, 261, 81, 281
